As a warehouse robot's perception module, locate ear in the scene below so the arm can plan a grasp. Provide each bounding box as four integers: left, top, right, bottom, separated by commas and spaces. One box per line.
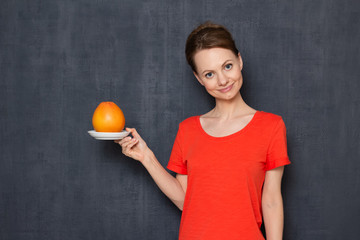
238, 52, 243, 71
193, 71, 204, 86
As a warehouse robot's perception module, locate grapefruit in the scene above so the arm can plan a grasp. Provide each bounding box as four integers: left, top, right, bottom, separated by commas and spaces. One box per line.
92, 102, 125, 132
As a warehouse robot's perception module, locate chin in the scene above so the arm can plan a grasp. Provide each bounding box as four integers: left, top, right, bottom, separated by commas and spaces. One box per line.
209, 90, 238, 101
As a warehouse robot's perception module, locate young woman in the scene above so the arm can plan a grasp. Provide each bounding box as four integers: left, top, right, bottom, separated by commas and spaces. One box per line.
115, 22, 291, 240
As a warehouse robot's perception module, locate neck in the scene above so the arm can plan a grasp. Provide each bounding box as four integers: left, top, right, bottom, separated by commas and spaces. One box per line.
211, 92, 252, 120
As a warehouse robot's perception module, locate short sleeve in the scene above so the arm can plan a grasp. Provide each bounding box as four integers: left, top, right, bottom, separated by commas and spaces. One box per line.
266, 118, 291, 171
167, 124, 188, 174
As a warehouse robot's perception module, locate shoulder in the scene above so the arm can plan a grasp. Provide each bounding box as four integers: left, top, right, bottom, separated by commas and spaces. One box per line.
256, 111, 288, 143
176, 115, 199, 135
179, 115, 198, 127
259, 110, 283, 121
257, 110, 286, 128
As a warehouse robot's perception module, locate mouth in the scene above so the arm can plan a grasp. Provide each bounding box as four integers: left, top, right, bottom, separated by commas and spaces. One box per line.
219, 83, 234, 93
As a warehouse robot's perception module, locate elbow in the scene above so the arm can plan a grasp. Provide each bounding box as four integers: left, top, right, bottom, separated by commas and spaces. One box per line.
262, 200, 281, 210
262, 194, 283, 209
173, 199, 184, 211
170, 193, 184, 211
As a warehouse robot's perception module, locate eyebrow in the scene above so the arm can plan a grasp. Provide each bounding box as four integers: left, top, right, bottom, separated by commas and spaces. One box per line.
201, 59, 233, 75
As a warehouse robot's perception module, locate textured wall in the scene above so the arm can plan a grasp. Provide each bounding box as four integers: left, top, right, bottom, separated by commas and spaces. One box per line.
1, 0, 359, 239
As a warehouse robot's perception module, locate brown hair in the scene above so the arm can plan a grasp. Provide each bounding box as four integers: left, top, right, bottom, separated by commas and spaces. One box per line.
185, 21, 239, 73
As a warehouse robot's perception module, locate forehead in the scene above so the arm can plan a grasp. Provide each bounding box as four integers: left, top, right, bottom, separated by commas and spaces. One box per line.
193, 48, 237, 71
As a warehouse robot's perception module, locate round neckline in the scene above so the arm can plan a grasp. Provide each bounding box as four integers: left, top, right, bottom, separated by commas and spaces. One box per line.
197, 110, 261, 140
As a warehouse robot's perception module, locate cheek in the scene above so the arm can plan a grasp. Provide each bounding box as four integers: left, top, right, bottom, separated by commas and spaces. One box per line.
230, 69, 242, 81
203, 80, 218, 90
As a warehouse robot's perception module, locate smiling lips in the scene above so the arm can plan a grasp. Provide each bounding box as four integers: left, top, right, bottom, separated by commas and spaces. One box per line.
219, 83, 234, 93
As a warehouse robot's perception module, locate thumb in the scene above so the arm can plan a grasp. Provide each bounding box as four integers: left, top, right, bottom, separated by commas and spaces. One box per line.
126, 127, 142, 139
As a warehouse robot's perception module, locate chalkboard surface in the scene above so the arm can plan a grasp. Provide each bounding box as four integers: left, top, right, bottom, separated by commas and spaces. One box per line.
1, 0, 359, 239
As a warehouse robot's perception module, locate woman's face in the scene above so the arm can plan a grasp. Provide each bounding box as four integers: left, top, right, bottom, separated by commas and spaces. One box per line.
193, 48, 243, 101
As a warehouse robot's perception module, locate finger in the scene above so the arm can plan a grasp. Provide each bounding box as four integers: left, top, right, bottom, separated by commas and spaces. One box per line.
125, 138, 139, 149
122, 138, 136, 148
122, 140, 139, 156
117, 136, 132, 145
126, 127, 142, 140
122, 137, 138, 148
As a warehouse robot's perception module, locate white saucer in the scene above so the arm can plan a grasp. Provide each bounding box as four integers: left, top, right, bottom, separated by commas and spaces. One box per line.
88, 130, 130, 140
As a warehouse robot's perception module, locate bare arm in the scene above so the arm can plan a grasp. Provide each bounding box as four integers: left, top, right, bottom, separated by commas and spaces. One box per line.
262, 166, 285, 240
141, 152, 187, 210
115, 127, 186, 210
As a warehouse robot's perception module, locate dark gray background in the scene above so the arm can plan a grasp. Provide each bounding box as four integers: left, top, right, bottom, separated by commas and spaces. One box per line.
1, 0, 359, 239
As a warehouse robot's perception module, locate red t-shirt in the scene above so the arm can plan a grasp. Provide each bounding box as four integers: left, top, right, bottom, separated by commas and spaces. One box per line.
167, 110, 291, 240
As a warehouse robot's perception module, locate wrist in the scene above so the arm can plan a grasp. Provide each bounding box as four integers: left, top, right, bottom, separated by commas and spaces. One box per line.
141, 148, 155, 165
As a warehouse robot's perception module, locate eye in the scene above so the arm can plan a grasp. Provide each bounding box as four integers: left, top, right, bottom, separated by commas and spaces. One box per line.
205, 72, 214, 79
225, 64, 232, 70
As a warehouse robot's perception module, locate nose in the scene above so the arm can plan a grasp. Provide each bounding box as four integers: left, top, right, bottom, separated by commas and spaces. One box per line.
217, 72, 229, 86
